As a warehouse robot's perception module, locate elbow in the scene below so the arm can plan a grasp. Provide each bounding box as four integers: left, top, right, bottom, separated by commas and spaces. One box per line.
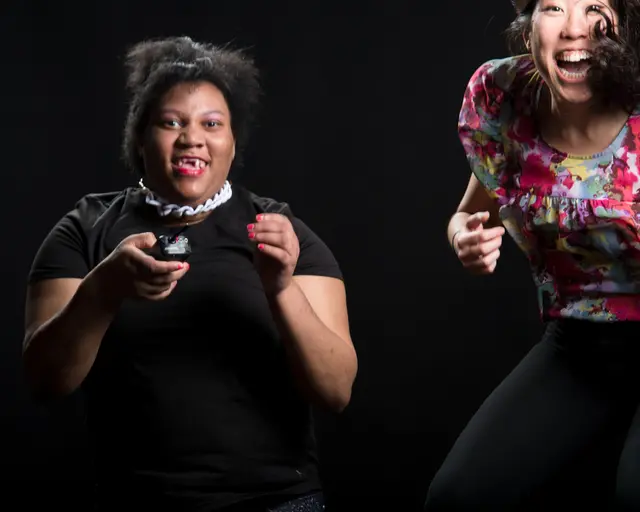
23, 367, 77, 405
326, 361, 358, 413
329, 388, 352, 413
22, 349, 78, 405
24, 375, 75, 405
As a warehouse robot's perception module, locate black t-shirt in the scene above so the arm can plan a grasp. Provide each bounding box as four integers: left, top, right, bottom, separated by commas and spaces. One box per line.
28, 185, 342, 510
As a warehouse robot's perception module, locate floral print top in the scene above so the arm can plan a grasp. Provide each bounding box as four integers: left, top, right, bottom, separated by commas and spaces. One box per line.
459, 54, 640, 322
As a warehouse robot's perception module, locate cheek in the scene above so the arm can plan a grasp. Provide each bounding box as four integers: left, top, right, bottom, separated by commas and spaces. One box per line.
144, 131, 173, 162
208, 135, 236, 160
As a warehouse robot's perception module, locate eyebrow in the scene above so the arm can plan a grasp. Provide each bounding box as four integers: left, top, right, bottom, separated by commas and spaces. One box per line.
159, 108, 226, 117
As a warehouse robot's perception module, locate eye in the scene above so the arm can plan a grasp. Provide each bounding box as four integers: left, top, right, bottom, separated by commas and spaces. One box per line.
587, 4, 603, 13
204, 120, 221, 128
161, 119, 181, 128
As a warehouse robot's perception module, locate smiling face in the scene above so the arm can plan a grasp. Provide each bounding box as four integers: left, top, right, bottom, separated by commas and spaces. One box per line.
140, 81, 236, 206
530, 0, 618, 105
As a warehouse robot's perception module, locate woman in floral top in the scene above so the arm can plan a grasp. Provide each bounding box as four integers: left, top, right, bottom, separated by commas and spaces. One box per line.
426, 0, 640, 510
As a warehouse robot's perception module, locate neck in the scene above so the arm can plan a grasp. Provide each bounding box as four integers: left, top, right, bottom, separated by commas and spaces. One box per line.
540, 88, 627, 147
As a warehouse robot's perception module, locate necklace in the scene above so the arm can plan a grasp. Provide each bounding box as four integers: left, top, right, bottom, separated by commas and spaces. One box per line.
138, 179, 233, 218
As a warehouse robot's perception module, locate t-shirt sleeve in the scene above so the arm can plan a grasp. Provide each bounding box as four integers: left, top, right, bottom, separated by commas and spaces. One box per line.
292, 218, 343, 280
458, 59, 512, 202
27, 208, 91, 284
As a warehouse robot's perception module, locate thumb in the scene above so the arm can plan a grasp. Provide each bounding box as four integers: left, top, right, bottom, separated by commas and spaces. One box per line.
466, 211, 490, 231
124, 232, 158, 250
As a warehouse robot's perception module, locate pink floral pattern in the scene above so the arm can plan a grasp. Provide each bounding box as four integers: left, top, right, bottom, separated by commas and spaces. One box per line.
459, 55, 640, 321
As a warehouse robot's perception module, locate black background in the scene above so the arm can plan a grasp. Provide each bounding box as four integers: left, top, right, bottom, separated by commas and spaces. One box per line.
3, 4, 561, 510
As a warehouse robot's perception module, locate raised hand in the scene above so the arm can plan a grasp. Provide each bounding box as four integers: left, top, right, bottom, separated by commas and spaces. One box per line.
454, 211, 505, 275
247, 214, 300, 296
96, 232, 190, 303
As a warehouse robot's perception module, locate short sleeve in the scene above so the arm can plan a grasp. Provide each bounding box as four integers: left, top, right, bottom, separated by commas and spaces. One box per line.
458, 59, 512, 202
28, 208, 90, 284
292, 218, 343, 280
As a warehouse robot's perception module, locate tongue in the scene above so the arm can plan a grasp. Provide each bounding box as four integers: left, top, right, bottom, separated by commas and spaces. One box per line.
558, 61, 590, 73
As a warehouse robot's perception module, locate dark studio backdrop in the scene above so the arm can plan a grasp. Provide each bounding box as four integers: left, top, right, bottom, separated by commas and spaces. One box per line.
1, 3, 617, 510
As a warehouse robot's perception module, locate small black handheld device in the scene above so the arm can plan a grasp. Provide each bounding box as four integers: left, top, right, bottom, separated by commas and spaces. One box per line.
148, 234, 192, 262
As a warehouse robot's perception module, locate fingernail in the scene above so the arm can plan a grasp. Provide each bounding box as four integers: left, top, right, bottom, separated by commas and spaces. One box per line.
257, 214, 264, 221
248, 232, 256, 239
247, 223, 255, 231
258, 243, 265, 251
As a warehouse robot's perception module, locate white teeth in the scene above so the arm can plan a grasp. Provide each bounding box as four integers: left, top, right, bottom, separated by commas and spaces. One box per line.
558, 68, 588, 80
556, 50, 592, 62
176, 158, 206, 168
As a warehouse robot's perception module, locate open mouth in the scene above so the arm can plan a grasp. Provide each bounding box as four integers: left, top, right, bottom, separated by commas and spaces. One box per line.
171, 157, 208, 176
555, 50, 592, 81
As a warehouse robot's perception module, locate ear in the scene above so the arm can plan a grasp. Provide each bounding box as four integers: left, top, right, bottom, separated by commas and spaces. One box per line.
231, 142, 236, 161
522, 31, 531, 52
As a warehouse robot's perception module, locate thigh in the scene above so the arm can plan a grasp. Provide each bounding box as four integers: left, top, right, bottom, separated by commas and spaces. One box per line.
425, 327, 625, 511
615, 403, 640, 511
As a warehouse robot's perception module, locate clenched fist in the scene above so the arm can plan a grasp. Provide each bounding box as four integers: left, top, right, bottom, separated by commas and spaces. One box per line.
453, 211, 505, 275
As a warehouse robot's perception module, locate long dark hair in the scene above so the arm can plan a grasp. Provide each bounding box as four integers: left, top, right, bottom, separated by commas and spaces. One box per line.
505, 0, 640, 110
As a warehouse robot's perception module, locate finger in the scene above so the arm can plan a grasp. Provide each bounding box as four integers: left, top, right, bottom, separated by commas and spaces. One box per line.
136, 280, 173, 297
128, 250, 186, 276
464, 249, 501, 271
458, 227, 504, 249
123, 232, 157, 250
248, 220, 287, 233
256, 243, 291, 263
145, 265, 190, 286
460, 236, 503, 261
142, 281, 178, 301
465, 211, 490, 231
254, 213, 288, 224
250, 231, 291, 249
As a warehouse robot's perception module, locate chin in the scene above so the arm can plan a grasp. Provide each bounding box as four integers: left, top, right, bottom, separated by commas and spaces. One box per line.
548, 78, 593, 106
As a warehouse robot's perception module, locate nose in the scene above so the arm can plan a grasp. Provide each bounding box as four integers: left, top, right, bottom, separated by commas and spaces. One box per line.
177, 123, 204, 147
562, 10, 590, 40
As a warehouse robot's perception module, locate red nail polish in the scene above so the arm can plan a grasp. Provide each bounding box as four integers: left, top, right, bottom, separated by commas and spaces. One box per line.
257, 214, 264, 221
247, 223, 255, 231
248, 232, 256, 239
258, 243, 265, 251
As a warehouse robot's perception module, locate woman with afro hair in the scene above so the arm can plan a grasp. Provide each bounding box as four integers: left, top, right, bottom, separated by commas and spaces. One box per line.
23, 36, 357, 512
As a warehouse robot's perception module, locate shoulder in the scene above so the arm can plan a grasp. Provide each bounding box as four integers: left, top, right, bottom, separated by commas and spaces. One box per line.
463, 55, 537, 118
68, 189, 132, 230
467, 55, 536, 96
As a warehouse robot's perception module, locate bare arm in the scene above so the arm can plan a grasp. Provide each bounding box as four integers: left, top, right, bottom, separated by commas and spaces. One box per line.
447, 174, 502, 250
268, 275, 357, 413
23, 232, 188, 402
23, 273, 120, 402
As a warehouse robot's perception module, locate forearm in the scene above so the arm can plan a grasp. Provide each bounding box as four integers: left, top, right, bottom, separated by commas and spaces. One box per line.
268, 282, 357, 412
23, 273, 119, 401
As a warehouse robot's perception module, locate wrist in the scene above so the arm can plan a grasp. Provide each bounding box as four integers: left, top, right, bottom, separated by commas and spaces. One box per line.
265, 279, 297, 303
450, 230, 463, 252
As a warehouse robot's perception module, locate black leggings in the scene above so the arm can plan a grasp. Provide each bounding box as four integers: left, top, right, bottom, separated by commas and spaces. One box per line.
425, 319, 640, 511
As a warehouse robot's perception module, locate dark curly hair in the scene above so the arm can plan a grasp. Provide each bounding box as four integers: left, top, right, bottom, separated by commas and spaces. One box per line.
505, 0, 640, 110
122, 36, 261, 175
